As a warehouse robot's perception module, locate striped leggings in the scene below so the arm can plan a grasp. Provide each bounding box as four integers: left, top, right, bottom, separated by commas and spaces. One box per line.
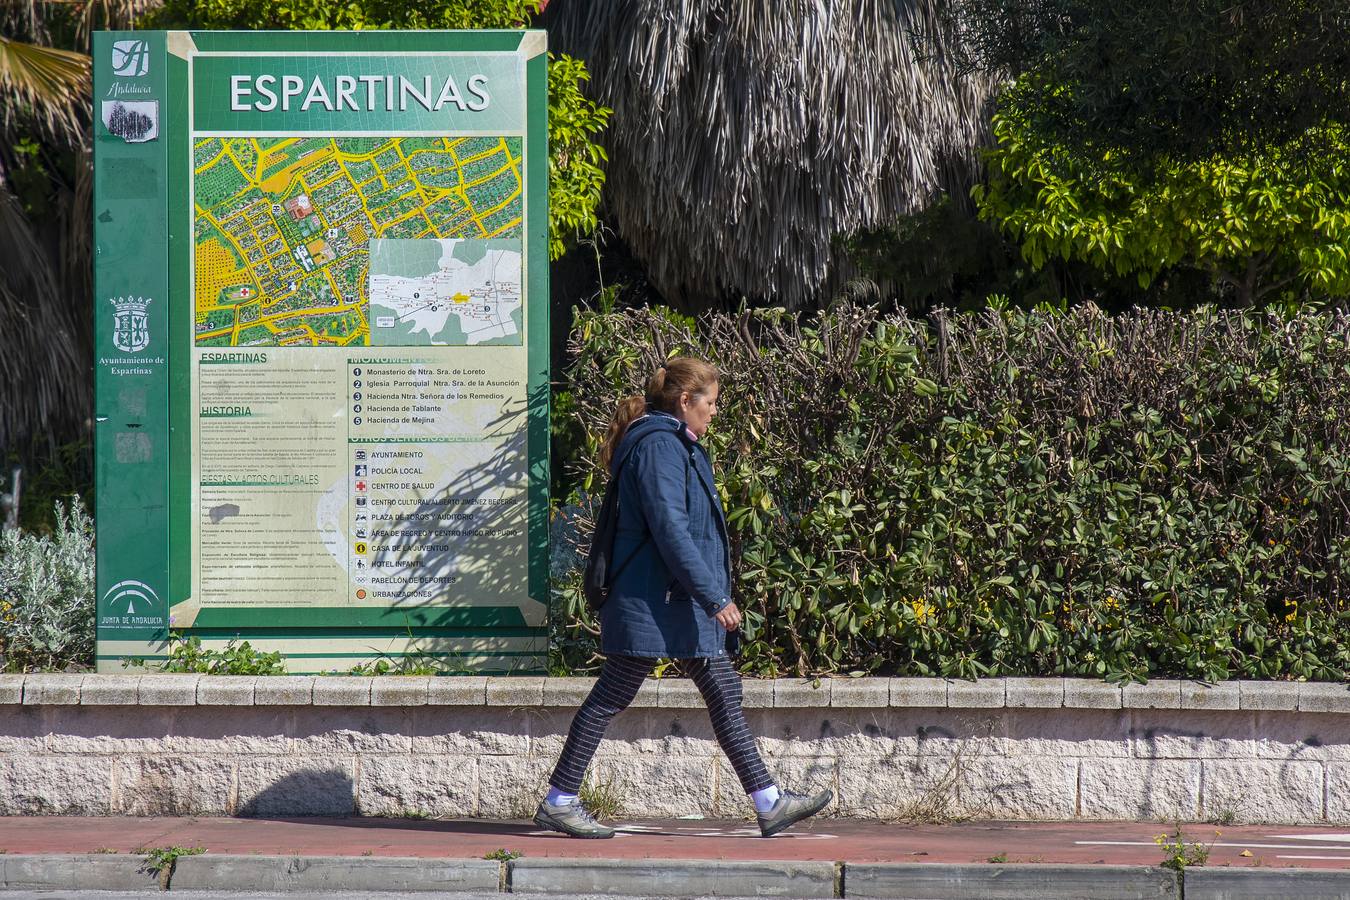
549, 654, 774, 795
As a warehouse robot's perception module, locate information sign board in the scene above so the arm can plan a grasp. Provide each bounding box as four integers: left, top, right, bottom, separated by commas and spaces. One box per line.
93, 30, 549, 672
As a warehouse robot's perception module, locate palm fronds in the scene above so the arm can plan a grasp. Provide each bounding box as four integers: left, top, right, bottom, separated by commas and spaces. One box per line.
0, 35, 89, 142
547, 0, 997, 308
0, 179, 88, 455
76, 0, 161, 40
0, 0, 109, 457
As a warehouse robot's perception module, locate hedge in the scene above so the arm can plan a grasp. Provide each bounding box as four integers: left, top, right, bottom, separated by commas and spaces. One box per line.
552, 302, 1350, 682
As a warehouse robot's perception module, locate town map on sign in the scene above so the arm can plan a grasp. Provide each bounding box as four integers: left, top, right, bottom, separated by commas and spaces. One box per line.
193, 136, 522, 347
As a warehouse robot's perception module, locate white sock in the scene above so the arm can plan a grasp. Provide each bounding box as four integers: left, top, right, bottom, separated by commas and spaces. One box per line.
545, 786, 579, 807
749, 785, 781, 814
545, 788, 577, 809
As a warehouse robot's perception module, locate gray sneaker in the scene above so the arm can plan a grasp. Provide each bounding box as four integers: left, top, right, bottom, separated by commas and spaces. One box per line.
757, 789, 833, 837
533, 799, 616, 839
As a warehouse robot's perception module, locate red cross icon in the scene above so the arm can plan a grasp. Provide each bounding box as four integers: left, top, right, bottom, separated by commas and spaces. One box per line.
355, 480, 367, 492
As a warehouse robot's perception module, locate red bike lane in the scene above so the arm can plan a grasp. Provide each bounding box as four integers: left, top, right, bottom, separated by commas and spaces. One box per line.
0, 816, 1347, 869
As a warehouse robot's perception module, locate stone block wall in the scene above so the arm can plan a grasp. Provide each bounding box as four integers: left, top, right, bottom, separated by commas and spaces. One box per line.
0, 674, 1346, 823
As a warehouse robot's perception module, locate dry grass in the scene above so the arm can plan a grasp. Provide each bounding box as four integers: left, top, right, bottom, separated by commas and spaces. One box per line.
579, 774, 624, 821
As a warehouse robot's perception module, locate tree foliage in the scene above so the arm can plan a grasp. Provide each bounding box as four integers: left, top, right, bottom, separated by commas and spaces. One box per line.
938, 0, 1350, 163
149, 0, 610, 260
544, 52, 608, 260
151, 0, 538, 30
975, 101, 1350, 307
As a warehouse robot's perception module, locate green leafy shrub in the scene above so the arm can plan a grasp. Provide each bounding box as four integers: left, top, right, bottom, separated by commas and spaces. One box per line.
0, 497, 94, 671
7, 438, 93, 533
147, 632, 286, 675
555, 302, 1350, 681
340, 645, 474, 676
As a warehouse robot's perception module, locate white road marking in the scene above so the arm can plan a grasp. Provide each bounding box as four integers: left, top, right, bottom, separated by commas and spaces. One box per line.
615, 825, 836, 840
1270, 833, 1350, 843
1076, 841, 1350, 852
524, 825, 836, 841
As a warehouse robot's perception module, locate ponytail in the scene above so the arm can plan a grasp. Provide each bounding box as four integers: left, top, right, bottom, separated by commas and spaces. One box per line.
598, 356, 720, 470
599, 396, 647, 470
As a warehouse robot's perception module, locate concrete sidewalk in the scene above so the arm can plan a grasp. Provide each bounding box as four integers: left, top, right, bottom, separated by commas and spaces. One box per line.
0, 816, 1348, 898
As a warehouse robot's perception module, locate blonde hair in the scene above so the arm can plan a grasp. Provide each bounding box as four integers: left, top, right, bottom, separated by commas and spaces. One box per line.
599, 356, 720, 469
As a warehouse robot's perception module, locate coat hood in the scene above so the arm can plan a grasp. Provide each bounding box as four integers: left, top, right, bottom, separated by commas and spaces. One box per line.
610, 412, 691, 475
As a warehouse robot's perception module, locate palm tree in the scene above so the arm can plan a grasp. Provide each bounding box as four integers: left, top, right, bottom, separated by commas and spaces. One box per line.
545, 0, 996, 310
0, 0, 152, 461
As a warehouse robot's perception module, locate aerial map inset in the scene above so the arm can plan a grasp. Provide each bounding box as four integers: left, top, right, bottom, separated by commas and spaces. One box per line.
193, 136, 522, 347
369, 238, 522, 346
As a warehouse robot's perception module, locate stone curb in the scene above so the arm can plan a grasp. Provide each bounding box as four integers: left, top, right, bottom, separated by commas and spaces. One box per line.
0, 854, 160, 891
1185, 866, 1350, 900
845, 862, 1179, 899
170, 854, 501, 892
0, 854, 1342, 897
18, 673, 1344, 711
508, 857, 838, 898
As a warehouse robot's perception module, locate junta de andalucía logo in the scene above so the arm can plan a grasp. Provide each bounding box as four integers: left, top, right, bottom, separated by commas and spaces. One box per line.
101, 579, 162, 616
110, 40, 150, 77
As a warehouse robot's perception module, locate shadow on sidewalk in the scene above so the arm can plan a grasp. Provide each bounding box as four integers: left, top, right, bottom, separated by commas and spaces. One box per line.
242, 815, 772, 842
247, 816, 543, 836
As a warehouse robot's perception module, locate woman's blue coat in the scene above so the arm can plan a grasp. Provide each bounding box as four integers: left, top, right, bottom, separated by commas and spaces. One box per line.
599, 411, 733, 659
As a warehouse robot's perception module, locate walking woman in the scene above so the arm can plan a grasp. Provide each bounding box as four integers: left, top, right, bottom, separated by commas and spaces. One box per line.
535, 356, 832, 839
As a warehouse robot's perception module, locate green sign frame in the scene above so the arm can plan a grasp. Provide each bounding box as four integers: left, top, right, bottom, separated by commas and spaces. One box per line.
94, 30, 550, 673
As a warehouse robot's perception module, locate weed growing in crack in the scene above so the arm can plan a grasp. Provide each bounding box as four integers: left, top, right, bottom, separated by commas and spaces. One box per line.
1155, 824, 1219, 882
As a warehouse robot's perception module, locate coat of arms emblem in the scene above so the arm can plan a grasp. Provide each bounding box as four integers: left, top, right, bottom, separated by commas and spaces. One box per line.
110, 296, 151, 353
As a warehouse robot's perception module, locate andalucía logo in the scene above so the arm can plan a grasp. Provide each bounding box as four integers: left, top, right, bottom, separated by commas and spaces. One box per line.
101, 579, 161, 616
110, 40, 150, 77
110, 296, 151, 353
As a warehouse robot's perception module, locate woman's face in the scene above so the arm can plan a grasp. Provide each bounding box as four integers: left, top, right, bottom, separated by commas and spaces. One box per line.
680, 381, 719, 438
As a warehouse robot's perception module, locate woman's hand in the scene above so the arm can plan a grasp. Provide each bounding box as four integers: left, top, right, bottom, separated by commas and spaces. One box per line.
714, 601, 742, 631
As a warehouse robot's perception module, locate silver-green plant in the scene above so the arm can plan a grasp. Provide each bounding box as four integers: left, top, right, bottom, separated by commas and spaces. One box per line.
0, 497, 95, 670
